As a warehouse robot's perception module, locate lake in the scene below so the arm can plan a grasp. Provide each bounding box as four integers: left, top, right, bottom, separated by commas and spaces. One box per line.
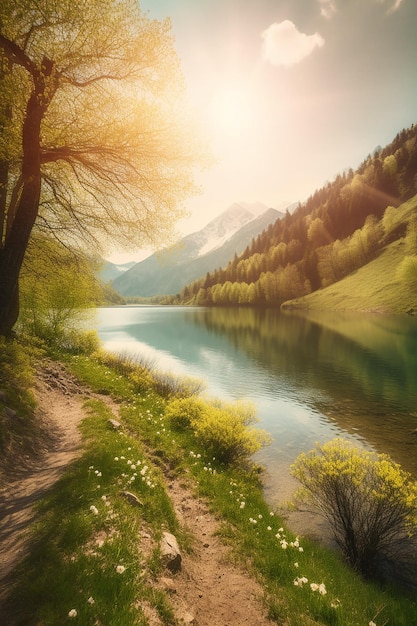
92, 306, 417, 535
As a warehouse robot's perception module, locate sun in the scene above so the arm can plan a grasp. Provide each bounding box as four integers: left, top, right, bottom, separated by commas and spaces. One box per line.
206, 86, 254, 136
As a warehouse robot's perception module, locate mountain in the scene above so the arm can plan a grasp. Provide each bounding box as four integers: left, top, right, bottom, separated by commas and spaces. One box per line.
177, 122, 417, 310
100, 260, 136, 283
112, 203, 285, 297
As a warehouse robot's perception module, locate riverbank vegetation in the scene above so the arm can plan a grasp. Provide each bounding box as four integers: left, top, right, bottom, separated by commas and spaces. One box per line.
168, 125, 417, 313
1, 334, 417, 624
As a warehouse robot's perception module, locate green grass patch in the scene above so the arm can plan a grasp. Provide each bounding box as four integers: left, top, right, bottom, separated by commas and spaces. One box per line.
0, 336, 46, 477
5, 397, 178, 625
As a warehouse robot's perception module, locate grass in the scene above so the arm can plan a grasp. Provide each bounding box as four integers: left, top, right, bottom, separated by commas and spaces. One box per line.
2, 343, 417, 625
0, 335, 45, 475
285, 195, 417, 314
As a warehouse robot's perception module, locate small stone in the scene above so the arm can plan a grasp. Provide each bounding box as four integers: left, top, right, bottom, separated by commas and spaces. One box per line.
160, 532, 182, 573
108, 418, 121, 430
178, 610, 195, 624
160, 576, 177, 593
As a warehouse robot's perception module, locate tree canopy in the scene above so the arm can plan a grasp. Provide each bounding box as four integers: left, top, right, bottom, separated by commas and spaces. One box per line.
0, 0, 205, 334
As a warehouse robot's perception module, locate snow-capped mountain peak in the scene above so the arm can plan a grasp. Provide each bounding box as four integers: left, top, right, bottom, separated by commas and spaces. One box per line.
193, 202, 269, 257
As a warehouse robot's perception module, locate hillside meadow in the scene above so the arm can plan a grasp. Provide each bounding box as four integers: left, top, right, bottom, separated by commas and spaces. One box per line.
283, 195, 417, 314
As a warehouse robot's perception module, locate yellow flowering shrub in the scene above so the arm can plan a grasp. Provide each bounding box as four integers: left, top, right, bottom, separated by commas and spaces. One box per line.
165, 397, 271, 465
164, 397, 207, 430
291, 438, 417, 586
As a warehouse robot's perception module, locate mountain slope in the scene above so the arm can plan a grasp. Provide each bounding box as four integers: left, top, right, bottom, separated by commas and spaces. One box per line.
282, 195, 417, 314
112, 204, 283, 297
178, 123, 417, 309
100, 260, 136, 283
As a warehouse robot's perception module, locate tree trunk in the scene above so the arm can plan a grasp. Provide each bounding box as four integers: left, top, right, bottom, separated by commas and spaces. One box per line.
0, 87, 44, 336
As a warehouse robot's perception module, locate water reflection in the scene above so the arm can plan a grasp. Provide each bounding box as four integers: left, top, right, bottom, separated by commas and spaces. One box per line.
95, 306, 417, 509
186, 307, 417, 477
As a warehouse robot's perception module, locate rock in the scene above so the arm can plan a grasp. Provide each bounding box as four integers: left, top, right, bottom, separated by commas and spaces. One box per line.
178, 610, 195, 624
108, 418, 121, 430
120, 491, 144, 507
160, 531, 182, 573
159, 576, 177, 593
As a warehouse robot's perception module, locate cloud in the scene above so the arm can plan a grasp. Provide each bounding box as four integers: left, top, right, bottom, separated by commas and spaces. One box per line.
318, 0, 337, 19
375, 0, 405, 13
261, 21, 325, 68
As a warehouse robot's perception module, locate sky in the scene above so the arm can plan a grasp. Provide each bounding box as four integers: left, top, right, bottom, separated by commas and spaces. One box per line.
112, 0, 417, 262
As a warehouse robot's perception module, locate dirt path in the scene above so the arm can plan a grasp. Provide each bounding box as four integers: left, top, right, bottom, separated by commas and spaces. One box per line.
0, 362, 274, 626
0, 362, 86, 605
163, 479, 274, 626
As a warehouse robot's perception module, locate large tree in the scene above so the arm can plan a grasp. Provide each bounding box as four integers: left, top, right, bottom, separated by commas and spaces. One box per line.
0, 0, 204, 335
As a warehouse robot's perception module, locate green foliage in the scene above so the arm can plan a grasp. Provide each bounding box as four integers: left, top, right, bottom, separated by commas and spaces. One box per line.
291, 438, 417, 586
285, 197, 417, 314
153, 371, 206, 399
405, 214, 417, 253
397, 255, 417, 289
67, 354, 138, 399
91, 349, 156, 394
165, 396, 209, 430
0, 336, 36, 408
0, 336, 42, 471
165, 396, 271, 465
60, 329, 101, 356
19, 236, 102, 345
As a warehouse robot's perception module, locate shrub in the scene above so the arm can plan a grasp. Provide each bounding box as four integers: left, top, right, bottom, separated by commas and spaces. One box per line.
152, 371, 206, 399
397, 255, 417, 289
165, 397, 271, 465
291, 438, 417, 587
92, 349, 155, 392
61, 330, 101, 355
164, 396, 207, 430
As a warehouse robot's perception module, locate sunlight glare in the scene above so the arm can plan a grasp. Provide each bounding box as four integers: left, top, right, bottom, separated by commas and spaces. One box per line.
207, 86, 254, 136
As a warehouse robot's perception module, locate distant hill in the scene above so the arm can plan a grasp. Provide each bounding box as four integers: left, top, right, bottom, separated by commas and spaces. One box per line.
177, 123, 417, 312
100, 260, 136, 283
112, 203, 285, 297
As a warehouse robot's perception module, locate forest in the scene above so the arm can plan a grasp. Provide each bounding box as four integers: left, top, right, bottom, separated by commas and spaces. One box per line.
169, 124, 417, 307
